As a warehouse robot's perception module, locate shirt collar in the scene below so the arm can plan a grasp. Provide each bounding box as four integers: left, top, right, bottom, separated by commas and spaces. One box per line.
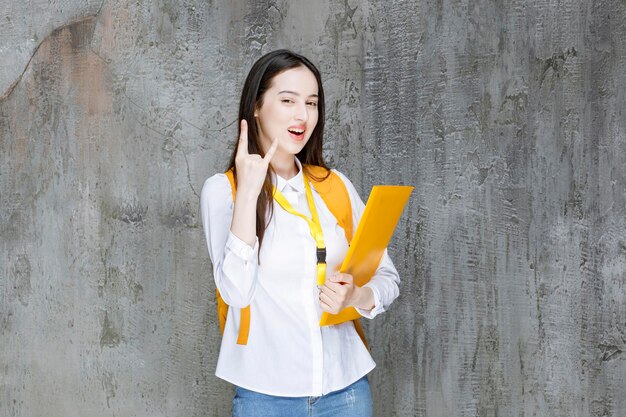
274, 157, 305, 193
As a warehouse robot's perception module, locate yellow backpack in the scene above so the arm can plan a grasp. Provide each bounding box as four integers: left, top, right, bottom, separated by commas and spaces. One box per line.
217, 165, 368, 348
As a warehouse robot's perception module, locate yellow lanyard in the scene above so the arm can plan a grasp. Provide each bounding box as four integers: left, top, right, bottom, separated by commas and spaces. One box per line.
272, 176, 327, 286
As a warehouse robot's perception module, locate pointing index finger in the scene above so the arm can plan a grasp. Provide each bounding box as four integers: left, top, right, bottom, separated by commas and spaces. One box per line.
237, 119, 249, 157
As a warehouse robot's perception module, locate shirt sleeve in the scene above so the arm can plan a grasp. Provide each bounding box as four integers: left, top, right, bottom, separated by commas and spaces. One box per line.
332, 170, 401, 319
200, 174, 259, 308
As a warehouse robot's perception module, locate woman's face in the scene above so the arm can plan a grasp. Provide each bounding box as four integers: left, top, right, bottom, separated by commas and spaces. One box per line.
254, 66, 319, 159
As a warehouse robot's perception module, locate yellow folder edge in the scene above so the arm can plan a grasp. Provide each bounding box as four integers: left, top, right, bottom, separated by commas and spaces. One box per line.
319, 185, 414, 326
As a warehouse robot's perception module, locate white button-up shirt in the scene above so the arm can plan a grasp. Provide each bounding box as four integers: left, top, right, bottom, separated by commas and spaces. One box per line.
200, 158, 400, 397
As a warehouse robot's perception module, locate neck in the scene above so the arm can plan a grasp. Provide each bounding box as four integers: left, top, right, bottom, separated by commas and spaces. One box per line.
271, 153, 299, 180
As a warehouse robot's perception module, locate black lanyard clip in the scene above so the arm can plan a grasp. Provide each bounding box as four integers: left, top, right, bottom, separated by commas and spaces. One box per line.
316, 247, 326, 264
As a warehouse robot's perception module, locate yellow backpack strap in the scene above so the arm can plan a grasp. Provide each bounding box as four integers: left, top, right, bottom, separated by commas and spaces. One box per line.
305, 165, 369, 350
304, 165, 353, 241
219, 169, 251, 345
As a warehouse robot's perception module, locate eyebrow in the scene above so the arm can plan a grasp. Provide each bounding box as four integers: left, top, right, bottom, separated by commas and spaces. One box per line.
277, 90, 319, 98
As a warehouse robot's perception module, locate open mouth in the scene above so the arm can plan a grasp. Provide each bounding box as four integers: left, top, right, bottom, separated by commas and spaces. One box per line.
287, 128, 305, 140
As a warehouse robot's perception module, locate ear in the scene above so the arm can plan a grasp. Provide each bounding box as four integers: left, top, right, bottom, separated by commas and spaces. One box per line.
253, 102, 259, 118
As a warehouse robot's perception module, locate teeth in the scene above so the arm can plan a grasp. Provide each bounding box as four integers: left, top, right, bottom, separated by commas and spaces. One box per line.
289, 128, 304, 134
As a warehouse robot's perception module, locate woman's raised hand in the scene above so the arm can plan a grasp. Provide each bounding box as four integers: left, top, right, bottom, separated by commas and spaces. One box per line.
234, 119, 279, 198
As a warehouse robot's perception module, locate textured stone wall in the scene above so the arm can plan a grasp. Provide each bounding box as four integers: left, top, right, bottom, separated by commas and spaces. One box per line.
1, 0, 625, 416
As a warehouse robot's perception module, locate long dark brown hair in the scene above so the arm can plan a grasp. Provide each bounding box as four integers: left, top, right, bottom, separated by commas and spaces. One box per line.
227, 50, 330, 253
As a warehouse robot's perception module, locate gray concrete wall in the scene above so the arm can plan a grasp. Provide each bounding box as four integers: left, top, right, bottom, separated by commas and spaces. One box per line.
1, 0, 625, 416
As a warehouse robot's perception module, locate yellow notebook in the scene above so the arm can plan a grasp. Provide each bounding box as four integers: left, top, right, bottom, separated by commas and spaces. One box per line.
319, 185, 414, 326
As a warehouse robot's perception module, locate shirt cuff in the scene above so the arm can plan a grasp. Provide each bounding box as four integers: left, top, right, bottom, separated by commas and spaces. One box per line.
355, 284, 385, 319
226, 231, 258, 261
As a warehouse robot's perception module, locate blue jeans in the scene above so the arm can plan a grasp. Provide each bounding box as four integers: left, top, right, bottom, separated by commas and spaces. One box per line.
232, 376, 373, 417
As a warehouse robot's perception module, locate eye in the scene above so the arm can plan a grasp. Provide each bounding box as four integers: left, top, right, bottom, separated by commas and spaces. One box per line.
306, 101, 318, 107
281, 98, 294, 104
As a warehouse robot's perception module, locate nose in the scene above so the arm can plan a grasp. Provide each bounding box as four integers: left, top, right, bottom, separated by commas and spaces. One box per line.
294, 102, 308, 122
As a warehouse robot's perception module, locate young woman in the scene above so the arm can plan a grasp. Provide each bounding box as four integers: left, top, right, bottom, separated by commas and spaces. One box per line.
200, 49, 400, 416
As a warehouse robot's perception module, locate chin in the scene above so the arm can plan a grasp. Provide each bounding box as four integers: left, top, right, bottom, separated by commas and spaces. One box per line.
281, 140, 308, 155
